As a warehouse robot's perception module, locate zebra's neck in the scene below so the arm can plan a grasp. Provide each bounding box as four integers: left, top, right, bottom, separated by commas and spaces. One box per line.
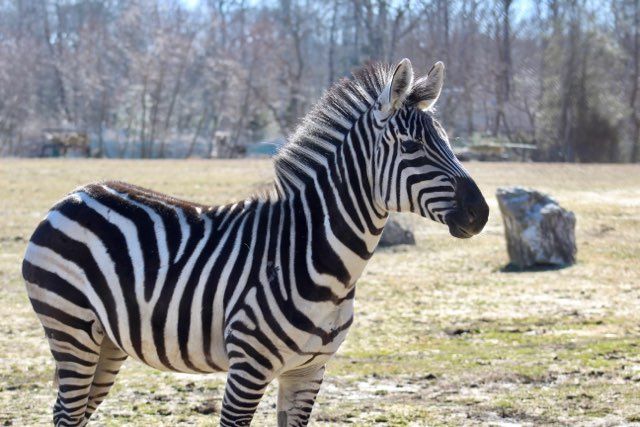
267, 116, 388, 296
263, 64, 395, 294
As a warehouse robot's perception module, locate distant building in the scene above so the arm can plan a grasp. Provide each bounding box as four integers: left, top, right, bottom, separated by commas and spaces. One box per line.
455, 142, 537, 162
40, 129, 90, 158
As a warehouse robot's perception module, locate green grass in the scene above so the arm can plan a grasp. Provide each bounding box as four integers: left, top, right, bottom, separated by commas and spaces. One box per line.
1, 159, 639, 425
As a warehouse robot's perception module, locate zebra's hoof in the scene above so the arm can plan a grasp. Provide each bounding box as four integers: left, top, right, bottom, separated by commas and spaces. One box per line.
277, 410, 288, 427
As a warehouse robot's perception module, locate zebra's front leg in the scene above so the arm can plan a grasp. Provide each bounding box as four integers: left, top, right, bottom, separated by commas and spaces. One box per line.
277, 365, 325, 427
220, 326, 278, 427
219, 366, 270, 427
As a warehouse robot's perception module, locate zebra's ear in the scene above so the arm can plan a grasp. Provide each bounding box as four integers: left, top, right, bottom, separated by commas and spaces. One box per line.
407, 61, 445, 110
378, 58, 414, 114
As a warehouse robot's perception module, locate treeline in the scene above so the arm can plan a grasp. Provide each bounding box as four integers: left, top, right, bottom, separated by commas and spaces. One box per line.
0, 0, 638, 162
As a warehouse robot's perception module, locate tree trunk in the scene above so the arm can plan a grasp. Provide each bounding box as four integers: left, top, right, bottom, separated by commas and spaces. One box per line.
560, 0, 580, 162
139, 75, 148, 158
492, 0, 512, 139
630, 0, 640, 162
328, 0, 338, 85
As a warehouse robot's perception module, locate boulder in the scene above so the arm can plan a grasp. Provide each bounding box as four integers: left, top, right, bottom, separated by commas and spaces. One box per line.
496, 187, 576, 268
379, 215, 416, 247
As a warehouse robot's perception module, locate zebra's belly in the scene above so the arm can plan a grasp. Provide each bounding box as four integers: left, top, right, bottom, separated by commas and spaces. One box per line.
108, 308, 353, 376
282, 329, 351, 372
94, 296, 229, 374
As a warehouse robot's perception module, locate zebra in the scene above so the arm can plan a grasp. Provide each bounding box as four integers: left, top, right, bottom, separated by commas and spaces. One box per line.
22, 58, 489, 426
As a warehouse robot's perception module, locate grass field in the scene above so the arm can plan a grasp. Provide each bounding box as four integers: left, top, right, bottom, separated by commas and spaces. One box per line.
1, 159, 639, 426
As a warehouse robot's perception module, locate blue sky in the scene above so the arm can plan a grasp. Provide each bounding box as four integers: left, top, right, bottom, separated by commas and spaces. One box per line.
182, 0, 198, 8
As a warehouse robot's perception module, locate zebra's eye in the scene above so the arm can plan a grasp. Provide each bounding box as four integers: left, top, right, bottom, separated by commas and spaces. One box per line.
401, 140, 423, 154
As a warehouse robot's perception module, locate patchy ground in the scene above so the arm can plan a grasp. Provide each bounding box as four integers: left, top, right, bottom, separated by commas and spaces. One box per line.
1, 160, 639, 426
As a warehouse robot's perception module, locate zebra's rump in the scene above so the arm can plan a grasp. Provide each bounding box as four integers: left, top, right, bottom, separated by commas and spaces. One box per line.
22, 181, 231, 374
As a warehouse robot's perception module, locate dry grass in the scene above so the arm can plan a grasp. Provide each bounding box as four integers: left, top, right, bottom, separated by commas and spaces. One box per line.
1, 159, 639, 426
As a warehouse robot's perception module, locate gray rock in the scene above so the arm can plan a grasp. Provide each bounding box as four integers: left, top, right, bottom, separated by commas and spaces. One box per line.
496, 187, 576, 268
379, 215, 416, 247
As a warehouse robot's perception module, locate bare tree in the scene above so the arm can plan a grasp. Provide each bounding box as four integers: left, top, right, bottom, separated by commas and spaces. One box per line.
0, 0, 635, 161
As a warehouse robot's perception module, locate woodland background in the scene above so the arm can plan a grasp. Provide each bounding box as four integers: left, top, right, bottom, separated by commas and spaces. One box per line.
0, 0, 639, 162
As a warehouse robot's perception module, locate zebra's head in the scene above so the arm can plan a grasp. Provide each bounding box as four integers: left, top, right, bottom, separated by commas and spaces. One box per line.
372, 59, 489, 238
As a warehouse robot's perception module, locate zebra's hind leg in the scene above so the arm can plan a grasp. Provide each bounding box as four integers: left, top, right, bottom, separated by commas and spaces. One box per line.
84, 336, 128, 422
29, 298, 104, 426
276, 365, 325, 427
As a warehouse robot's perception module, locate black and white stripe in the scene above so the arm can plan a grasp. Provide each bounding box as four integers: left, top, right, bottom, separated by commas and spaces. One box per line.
22, 59, 487, 426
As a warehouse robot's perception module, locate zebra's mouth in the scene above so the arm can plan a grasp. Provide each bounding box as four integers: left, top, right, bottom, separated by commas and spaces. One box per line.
445, 209, 487, 239
447, 222, 474, 239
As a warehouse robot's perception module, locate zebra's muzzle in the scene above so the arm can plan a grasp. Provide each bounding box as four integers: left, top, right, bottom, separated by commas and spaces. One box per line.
446, 177, 489, 238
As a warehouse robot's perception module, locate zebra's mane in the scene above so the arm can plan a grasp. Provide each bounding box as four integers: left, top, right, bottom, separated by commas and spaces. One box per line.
272, 63, 394, 182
